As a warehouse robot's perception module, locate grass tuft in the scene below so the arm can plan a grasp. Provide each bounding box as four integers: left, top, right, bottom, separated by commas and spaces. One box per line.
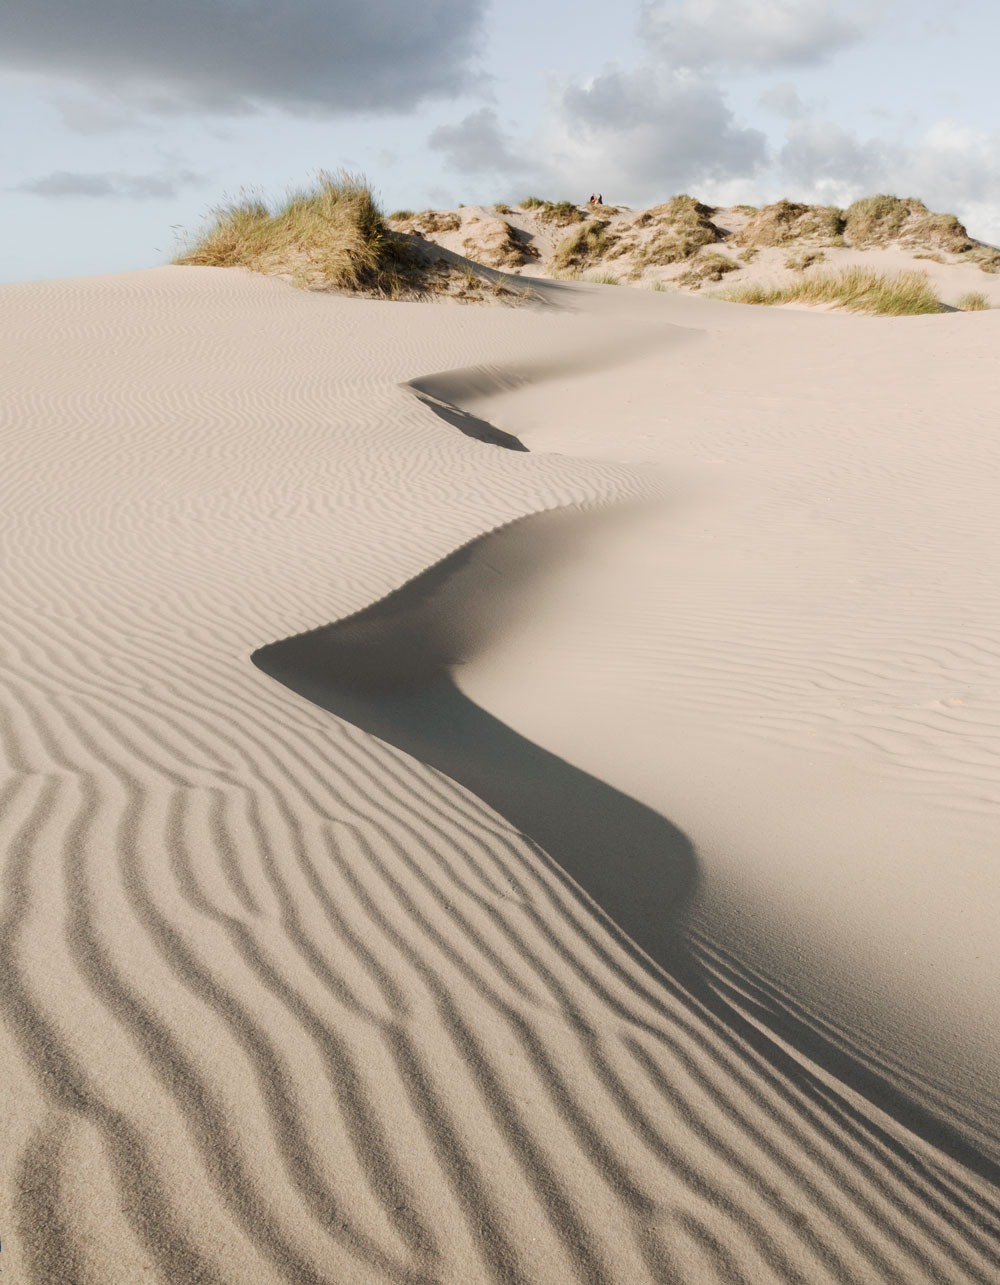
784, 250, 825, 271
957, 291, 990, 311
737, 200, 844, 248
676, 251, 739, 288
587, 271, 619, 285
175, 170, 409, 294
551, 220, 617, 271
716, 266, 942, 315
843, 196, 972, 252
635, 195, 720, 265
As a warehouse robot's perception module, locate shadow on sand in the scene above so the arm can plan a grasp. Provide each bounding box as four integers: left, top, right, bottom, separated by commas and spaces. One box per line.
253, 504, 1000, 1192
254, 503, 697, 972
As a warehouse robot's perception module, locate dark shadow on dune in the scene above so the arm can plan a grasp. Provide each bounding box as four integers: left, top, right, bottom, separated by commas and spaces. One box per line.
407, 388, 528, 451
254, 504, 696, 970
253, 504, 1000, 1200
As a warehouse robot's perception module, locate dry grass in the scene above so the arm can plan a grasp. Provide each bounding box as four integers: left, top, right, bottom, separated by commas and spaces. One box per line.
784, 250, 825, 271
957, 291, 990, 311
636, 195, 720, 265
736, 200, 844, 248
971, 248, 1000, 274
843, 196, 973, 253
536, 200, 587, 226
551, 220, 617, 272
407, 210, 461, 234
587, 271, 620, 285
717, 266, 942, 315
676, 251, 739, 288
176, 170, 410, 294
461, 219, 529, 269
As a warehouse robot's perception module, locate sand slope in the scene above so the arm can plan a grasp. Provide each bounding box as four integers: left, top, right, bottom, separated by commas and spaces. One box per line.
1, 266, 999, 1283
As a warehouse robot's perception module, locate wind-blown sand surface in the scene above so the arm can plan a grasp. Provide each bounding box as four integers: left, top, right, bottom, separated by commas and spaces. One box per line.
1, 265, 999, 1282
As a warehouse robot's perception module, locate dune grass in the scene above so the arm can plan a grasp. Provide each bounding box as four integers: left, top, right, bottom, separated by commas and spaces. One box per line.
552, 220, 617, 272
957, 292, 990, 311
174, 170, 410, 294
717, 266, 942, 315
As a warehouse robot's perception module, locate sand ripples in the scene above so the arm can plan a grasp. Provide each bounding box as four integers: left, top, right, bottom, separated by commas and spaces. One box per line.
2, 268, 998, 1281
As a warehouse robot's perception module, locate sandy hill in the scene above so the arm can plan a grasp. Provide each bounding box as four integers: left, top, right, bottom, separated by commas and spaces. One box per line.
389, 194, 1000, 310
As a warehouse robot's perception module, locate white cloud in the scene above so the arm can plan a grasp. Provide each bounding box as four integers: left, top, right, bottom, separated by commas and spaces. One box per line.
640, 0, 875, 69
773, 116, 1000, 244
758, 81, 809, 120
539, 65, 767, 202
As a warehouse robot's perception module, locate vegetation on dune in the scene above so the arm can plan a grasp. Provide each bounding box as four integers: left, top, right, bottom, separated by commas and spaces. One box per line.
717, 266, 943, 315
174, 172, 533, 303
176, 170, 413, 294
736, 200, 844, 248
676, 251, 739, 288
957, 291, 990, 311
842, 195, 974, 253
971, 248, 1000, 273
784, 249, 826, 271
634, 195, 721, 265
552, 220, 617, 271
461, 218, 532, 269
538, 200, 588, 225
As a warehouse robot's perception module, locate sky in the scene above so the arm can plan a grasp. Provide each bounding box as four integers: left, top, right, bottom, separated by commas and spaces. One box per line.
3, 0, 999, 283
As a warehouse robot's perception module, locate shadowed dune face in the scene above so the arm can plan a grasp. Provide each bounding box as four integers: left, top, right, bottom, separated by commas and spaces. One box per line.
253, 504, 1000, 1198
254, 505, 699, 973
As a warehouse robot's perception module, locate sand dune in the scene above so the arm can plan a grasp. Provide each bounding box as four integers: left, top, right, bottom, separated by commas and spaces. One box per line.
1, 265, 999, 1282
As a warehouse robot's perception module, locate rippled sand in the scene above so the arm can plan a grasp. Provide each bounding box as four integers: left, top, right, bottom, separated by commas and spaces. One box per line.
1, 265, 998, 1282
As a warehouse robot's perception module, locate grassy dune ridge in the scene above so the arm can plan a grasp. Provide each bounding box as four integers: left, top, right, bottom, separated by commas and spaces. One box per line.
175, 176, 999, 311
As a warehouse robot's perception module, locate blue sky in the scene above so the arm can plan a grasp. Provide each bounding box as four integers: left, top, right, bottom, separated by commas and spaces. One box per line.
3, 0, 999, 283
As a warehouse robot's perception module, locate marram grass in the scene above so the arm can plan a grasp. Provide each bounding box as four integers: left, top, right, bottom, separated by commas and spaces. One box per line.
717, 267, 942, 315
174, 170, 408, 294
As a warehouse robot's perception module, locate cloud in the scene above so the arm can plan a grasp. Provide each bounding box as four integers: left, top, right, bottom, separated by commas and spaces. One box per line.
429, 108, 527, 176
640, 0, 874, 69
773, 117, 1000, 243
540, 65, 767, 202
4, 0, 487, 115
758, 81, 809, 120
14, 169, 204, 199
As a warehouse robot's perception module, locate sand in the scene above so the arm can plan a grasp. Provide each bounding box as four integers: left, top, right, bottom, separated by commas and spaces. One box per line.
1, 264, 998, 1283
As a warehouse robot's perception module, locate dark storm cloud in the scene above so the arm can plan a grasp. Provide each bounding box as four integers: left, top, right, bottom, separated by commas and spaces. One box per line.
15, 169, 204, 199
4, 0, 487, 114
